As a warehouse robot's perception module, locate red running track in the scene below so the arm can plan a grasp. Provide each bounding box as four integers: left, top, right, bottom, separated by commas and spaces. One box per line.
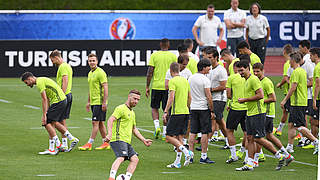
264, 56, 285, 76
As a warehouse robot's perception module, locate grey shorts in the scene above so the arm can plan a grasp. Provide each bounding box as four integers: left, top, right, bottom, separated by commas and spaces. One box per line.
265, 116, 274, 134
246, 113, 266, 138
110, 141, 138, 160
63, 93, 73, 119
212, 101, 226, 121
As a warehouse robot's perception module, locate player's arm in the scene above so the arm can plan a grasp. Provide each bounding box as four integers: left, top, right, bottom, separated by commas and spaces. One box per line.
239, 88, 264, 103
132, 125, 152, 147
61, 75, 68, 93
211, 80, 226, 92
281, 82, 297, 108
233, 18, 246, 28
146, 66, 154, 98
163, 90, 175, 123
165, 79, 169, 90
224, 19, 235, 29
313, 77, 320, 110
86, 92, 90, 112
265, 92, 276, 103
217, 27, 224, 44
40, 91, 49, 126
307, 77, 313, 88
205, 87, 215, 119
187, 91, 192, 109
101, 82, 108, 112
265, 27, 270, 44
226, 88, 232, 99
192, 25, 204, 46
276, 75, 288, 88
105, 115, 116, 142
245, 28, 249, 42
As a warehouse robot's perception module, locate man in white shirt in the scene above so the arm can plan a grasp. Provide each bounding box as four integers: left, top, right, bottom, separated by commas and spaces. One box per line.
224, 0, 246, 57
184, 38, 200, 62
299, 40, 314, 66
192, 4, 224, 58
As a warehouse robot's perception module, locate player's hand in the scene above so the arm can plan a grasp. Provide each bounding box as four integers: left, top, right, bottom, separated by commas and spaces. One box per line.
86, 103, 90, 112
226, 106, 230, 111
105, 134, 112, 143
313, 100, 318, 110
280, 100, 286, 109
162, 112, 168, 124
276, 83, 281, 88
143, 139, 153, 147
211, 112, 216, 119
102, 103, 107, 112
198, 41, 204, 46
238, 98, 246, 103
146, 87, 150, 98
41, 115, 47, 126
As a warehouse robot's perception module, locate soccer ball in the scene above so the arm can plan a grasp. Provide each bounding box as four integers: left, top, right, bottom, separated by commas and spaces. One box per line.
116, 174, 126, 180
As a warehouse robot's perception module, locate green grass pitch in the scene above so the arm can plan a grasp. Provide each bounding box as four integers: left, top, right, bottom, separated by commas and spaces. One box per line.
0, 76, 318, 180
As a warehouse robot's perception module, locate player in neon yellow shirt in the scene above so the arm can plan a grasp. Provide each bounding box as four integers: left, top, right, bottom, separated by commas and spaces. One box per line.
21, 72, 79, 155
280, 52, 318, 155
237, 41, 261, 66
50, 49, 73, 151
79, 53, 110, 151
146, 38, 177, 139
275, 44, 293, 136
178, 44, 198, 74
162, 62, 192, 168
236, 60, 286, 171
106, 90, 153, 180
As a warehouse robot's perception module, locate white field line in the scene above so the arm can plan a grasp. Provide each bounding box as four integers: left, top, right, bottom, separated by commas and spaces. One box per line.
0, 99, 12, 103
36, 174, 56, 177
24, 105, 40, 110
30, 127, 80, 130
137, 127, 318, 168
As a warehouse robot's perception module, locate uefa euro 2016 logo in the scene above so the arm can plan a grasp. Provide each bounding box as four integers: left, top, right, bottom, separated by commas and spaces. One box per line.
109, 17, 136, 40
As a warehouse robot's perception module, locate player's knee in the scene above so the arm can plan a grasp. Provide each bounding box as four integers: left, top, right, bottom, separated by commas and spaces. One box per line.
130, 155, 139, 163
117, 157, 125, 163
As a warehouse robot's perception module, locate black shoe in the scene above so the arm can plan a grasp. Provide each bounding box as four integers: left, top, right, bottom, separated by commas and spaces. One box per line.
200, 157, 215, 164
296, 141, 305, 147
184, 144, 189, 150
220, 144, 230, 150
196, 146, 202, 151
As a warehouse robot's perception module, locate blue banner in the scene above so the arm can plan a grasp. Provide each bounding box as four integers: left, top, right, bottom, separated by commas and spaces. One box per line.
0, 12, 319, 48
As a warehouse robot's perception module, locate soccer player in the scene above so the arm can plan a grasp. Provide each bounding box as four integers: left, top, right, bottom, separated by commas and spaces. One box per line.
184, 38, 200, 62
220, 48, 240, 76
206, 48, 228, 148
275, 44, 293, 136
178, 44, 198, 74
237, 40, 261, 66
163, 62, 192, 168
49, 50, 73, 151
236, 60, 286, 171
21, 72, 79, 155
146, 38, 177, 140
299, 40, 313, 65
106, 90, 153, 180
188, 59, 215, 164
165, 55, 192, 89
253, 63, 294, 166
225, 61, 247, 163
281, 52, 319, 155
78, 53, 110, 151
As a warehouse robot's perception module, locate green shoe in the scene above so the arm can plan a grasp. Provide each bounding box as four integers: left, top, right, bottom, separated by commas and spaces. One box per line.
154, 128, 161, 139
236, 150, 244, 159
258, 153, 266, 162
302, 144, 315, 149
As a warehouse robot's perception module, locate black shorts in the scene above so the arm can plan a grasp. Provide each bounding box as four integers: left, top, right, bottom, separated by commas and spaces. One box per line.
284, 98, 291, 112
311, 100, 320, 120
265, 116, 274, 134
246, 113, 266, 138
110, 141, 138, 161
91, 105, 106, 121
150, 89, 168, 111
305, 99, 313, 116
212, 101, 226, 121
226, 109, 247, 131
166, 114, 189, 136
289, 106, 307, 127
46, 99, 67, 124
63, 93, 73, 119
190, 110, 212, 134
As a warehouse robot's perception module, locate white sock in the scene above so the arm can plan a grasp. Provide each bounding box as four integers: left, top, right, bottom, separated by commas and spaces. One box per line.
230, 145, 237, 159
240, 146, 246, 152
109, 170, 117, 179
313, 139, 319, 145
277, 122, 285, 131
201, 152, 207, 159
213, 131, 218, 137
62, 138, 68, 147
125, 172, 132, 180
197, 133, 202, 138
154, 119, 160, 129
274, 151, 282, 159
64, 130, 75, 141
253, 153, 259, 163
174, 152, 182, 165
162, 126, 167, 136
178, 145, 189, 156
183, 138, 188, 145
245, 149, 249, 162
88, 138, 94, 144
53, 135, 61, 148
260, 149, 263, 154
280, 146, 289, 158
225, 137, 229, 146
49, 139, 55, 151
219, 130, 224, 137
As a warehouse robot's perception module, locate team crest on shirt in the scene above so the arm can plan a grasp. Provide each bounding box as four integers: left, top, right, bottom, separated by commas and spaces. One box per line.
109, 17, 136, 40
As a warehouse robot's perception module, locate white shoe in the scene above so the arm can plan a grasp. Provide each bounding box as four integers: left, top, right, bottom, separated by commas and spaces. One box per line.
68, 138, 79, 152
166, 163, 181, 168
184, 150, 193, 166
286, 146, 294, 153
38, 149, 59, 155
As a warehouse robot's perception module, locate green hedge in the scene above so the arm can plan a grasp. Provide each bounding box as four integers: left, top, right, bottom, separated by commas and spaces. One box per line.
1, 0, 320, 10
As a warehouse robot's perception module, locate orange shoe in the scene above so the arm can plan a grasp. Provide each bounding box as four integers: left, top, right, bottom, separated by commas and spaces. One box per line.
294, 134, 302, 140
78, 143, 92, 151
95, 142, 110, 150
108, 178, 115, 180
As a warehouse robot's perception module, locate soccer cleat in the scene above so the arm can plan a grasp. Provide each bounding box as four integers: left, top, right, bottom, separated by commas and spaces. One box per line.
95, 142, 110, 150
68, 138, 79, 152
209, 137, 218, 143
226, 157, 238, 164
221, 144, 230, 150
236, 150, 244, 159
275, 130, 282, 136
166, 163, 181, 168
195, 146, 202, 151
294, 133, 302, 140
275, 155, 285, 171
302, 144, 314, 149
200, 157, 215, 164
253, 161, 259, 168
184, 150, 193, 166
296, 140, 305, 147
154, 128, 161, 139
217, 135, 226, 141
78, 143, 92, 151
108, 178, 115, 180
161, 135, 166, 141
235, 164, 253, 171
258, 153, 266, 162
313, 144, 318, 155
285, 154, 294, 166
38, 149, 59, 155
57, 146, 68, 152
272, 127, 277, 134
286, 146, 294, 153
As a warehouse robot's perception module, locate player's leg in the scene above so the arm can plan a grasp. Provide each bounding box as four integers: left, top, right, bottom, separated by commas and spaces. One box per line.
96, 120, 110, 150
61, 93, 72, 150
199, 110, 214, 164
161, 90, 168, 140
126, 155, 139, 180
150, 90, 161, 139
109, 157, 125, 180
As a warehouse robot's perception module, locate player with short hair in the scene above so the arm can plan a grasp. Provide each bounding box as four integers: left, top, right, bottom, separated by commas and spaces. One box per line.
21, 72, 79, 155
146, 38, 177, 140
178, 44, 198, 74
236, 60, 286, 171
237, 40, 261, 66
281, 52, 318, 155
220, 48, 240, 76
49, 49, 73, 151
275, 44, 293, 136
299, 40, 313, 65
184, 38, 200, 62
106, 90, 153, 180
163, 62, 192, 168
78, 53, 110, 151
188, 59, 215, 164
